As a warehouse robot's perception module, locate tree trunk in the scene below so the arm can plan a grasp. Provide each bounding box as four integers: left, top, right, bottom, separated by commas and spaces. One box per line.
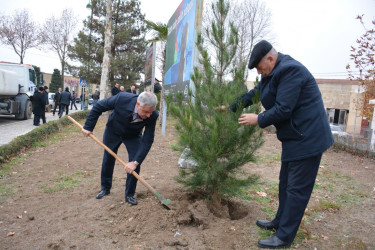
100, 0, 113, 100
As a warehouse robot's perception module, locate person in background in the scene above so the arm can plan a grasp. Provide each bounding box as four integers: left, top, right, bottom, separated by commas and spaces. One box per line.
126, 85, 136, 94
228, 40, 334, 248
32, 86, 46, 126
70, 91, 78, 110
92, 90, 100, 106
120, 86, 125, 92
59, 87, 72, 118
42, 86, 49, 123
52, 88, 62, 116
81, 91, 158, 206
111, 83, 120, 96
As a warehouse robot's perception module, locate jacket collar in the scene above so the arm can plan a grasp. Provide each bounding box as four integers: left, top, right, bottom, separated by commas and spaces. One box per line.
261, 52, 284, 80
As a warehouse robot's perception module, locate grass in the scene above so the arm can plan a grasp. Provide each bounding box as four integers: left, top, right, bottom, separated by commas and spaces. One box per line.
0, 182, 16, 200
238, 156, 369, 248
0, 154, 26, 177
255, 153, 281, 164
32, 125, 80, 147
39, 170, 84, 193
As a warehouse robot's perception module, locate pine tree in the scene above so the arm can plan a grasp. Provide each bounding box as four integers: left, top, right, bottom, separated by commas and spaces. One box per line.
68, 0, 146, 88
167, 0, 264, 207
50, 69, 62, 93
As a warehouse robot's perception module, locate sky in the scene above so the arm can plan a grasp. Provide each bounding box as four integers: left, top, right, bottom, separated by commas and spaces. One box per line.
0, 0, 374, 81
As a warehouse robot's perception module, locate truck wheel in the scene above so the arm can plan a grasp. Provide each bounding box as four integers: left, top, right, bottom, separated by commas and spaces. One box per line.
24, 100, 32, 120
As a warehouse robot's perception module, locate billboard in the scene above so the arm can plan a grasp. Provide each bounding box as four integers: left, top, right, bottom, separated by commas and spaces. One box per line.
145, 43, 155, 88
164, 0, 203, 95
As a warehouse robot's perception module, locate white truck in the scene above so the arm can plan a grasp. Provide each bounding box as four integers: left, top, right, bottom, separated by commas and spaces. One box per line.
0, 62, 36, 120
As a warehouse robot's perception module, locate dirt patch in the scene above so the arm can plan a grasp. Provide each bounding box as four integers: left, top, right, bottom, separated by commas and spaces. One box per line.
0, 115, 374, 249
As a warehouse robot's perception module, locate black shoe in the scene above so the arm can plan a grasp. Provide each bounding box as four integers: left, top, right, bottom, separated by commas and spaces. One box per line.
125, 196, 137, 205
258, 235, 291, 249
256, 219, 278, 230
96, 189, 110, 199
33, 124, 40, 126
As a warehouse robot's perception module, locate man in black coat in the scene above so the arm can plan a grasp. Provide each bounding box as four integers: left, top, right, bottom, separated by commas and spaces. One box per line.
229, 40, 334, 248
52, 88, 62, 116
111, 83, 120, 96
58, 87, 72, 118
42, 86, 49, 123
126, 85, 136, 94
32, 87, 46, 126
81, 92, 158, 205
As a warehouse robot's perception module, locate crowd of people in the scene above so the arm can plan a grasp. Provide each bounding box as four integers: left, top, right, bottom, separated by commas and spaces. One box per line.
32, 81, 140, 126
32, 86, 103, 125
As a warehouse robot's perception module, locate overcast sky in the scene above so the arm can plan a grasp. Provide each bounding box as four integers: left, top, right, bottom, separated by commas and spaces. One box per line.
0, 0, 374, 80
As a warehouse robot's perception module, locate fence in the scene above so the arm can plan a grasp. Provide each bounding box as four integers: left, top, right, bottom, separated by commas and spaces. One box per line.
334, 126, 375, 156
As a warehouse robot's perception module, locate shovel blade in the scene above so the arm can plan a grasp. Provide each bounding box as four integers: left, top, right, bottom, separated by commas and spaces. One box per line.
154, 192, 171, 210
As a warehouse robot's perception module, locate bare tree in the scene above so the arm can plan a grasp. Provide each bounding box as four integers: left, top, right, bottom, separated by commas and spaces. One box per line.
231, 0, 272, 64
202, 0, 272, 80
0, 9, 42, 64
42, 9, 77, 85
99, 0, 113, 100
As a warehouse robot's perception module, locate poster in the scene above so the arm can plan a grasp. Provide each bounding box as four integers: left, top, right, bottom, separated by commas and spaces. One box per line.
164, 0, 203, 95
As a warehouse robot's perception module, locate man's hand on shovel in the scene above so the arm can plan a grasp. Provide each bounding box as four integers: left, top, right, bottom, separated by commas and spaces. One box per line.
124, 162, 137, 174
81, 128, 93, 137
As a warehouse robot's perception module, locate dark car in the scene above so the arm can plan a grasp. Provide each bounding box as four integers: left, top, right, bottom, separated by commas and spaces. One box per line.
75, 97, 81, 103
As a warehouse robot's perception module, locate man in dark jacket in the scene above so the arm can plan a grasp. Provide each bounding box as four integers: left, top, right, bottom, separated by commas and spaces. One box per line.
70, 91, 78, 110
58, 87, 72, 118
32, 87, 46, 126
111, 83, 120, 96
52, 88, 62, 116
42, 86, 49, 123
81, 92, 158, 205
126, 85, 136, 94
229, 40, 334, 248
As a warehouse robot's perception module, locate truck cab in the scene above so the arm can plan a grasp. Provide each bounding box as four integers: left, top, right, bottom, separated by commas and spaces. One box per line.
0, 62, 36, 120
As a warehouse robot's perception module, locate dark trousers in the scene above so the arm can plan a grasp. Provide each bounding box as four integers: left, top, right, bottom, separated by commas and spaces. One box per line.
33, 114, 40, 125
41, 114, 46, 124
70, 101, 77, 110
273, 153, 322, 243
33, 114, 46, 125
52, 103, 60, 115
59, 104, 69, 117
101, 128, 141, 197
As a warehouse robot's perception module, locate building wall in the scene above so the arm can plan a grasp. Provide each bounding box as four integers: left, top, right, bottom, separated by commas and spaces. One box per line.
317, 79, 364, 134
42, 72, 98, 99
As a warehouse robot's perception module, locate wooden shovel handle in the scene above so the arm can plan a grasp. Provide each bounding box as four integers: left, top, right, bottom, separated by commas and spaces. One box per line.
67, 116, 157, 195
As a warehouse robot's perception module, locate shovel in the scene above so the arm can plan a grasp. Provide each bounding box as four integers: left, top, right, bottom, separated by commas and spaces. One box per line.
67, 116, 171, 210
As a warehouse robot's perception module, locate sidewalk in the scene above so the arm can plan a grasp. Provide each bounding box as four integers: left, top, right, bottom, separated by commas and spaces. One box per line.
0, 106, 90, 146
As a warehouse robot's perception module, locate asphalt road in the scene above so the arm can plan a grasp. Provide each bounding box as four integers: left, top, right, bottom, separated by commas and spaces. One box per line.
0, 106, 89, 146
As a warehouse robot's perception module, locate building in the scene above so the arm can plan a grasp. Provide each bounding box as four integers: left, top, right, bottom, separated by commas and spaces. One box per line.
317, 78, 369, 135
42, 72, 98, 99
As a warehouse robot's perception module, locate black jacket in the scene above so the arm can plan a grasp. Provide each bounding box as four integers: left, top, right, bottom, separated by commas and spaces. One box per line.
54, 91, 61, 104
111, 87, 120, 96
59, 91, 72, 105
32, 92, 46, 115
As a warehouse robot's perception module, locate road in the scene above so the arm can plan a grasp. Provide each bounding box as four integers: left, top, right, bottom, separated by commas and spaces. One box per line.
0, 106, 91, 146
